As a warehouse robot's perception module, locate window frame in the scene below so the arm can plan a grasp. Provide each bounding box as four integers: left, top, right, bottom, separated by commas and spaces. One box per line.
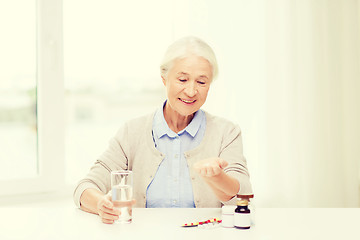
0, 0, 65, 196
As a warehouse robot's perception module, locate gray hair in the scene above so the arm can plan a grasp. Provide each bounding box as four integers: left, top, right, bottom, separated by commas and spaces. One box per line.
160, 36, 218, 81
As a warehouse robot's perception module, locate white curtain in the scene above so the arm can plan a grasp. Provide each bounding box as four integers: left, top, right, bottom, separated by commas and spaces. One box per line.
178, 0, 360, 207
260, 0, 360, 207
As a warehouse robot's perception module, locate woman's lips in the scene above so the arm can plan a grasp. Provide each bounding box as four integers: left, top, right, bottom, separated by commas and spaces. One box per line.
179, 98, 196, 104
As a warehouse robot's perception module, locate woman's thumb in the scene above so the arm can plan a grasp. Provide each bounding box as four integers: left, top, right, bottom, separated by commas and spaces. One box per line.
219, 159, 228, 169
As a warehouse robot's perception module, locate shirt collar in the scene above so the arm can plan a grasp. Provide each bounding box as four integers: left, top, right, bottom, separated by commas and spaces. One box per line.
179, 109, 203, 137
153, 101, 204, 139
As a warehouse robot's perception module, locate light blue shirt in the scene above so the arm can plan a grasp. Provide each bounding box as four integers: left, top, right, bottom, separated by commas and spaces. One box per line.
146, 102, 206, 208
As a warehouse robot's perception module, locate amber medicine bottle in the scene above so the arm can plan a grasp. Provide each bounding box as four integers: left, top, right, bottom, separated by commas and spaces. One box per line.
234, 199, 251, 229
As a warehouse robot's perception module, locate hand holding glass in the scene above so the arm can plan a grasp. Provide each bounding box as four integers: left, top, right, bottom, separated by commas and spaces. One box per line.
111, 170, 133, 223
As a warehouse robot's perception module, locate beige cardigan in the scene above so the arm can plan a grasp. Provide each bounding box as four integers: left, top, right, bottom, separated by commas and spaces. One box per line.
73, 111, 253, 208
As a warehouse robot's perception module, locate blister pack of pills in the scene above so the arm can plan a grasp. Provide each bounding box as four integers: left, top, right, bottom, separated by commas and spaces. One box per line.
181, 218, 222, 229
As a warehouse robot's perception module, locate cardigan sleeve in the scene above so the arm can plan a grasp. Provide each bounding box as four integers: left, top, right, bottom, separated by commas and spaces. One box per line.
73, 124, 130, 208
219, 124, 253, 203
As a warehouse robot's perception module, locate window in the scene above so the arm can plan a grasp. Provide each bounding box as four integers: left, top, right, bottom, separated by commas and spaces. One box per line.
0, 0, 64, 196
63, 0, 172, 184
0, 1, 37, 181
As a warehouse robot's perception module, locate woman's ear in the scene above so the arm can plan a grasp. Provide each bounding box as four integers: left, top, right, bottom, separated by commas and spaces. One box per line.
161, 76, 166, 86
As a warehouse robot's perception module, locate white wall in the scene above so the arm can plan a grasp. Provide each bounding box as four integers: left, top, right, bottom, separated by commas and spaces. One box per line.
175, 0, 360, 207
2, 0, 358, 207
261, 0, 359, 207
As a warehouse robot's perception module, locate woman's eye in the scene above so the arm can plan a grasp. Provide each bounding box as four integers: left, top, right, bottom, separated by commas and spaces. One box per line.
179, 79, 187, 82
197, 81, 205, 85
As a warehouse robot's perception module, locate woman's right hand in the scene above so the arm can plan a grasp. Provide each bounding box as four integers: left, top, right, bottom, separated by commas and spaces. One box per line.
96, 193, 136, 224
80, 188, 136, 224
96, 194, 121, 224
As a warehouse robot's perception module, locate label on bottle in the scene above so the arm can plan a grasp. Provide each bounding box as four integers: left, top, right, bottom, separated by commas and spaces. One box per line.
234, 212, 251, 229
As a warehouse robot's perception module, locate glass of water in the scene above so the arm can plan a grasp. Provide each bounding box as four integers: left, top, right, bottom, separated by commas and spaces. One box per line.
111, 170, 133, 223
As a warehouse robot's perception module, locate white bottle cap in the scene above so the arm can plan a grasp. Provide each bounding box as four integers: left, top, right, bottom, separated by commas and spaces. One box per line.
222, 205, 237, 214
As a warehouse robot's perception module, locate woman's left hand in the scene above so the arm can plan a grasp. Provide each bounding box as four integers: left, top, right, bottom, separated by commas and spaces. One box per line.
193, 157, 228, 178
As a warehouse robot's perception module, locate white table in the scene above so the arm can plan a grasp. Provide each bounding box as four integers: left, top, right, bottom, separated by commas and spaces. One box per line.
1, 207, 359, 240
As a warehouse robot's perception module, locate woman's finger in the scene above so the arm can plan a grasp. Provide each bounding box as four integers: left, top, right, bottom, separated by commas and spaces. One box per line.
213, 164, 223, 175
101, 210, 119, 221
112, 200, 134, 208
99, 209, 119, 225
103, 195, 114, 209
200, 168, 207, 176
102, 218, 115, 224
218, 158, 229, 169
100, 204, 120, 216
205, 165, 217, 177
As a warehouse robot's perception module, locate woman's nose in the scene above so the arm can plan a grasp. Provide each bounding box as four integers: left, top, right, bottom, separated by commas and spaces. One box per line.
184, 82, 197, 97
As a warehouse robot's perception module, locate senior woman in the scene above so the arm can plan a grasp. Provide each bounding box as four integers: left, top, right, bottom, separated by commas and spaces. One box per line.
73, 36, 253, 224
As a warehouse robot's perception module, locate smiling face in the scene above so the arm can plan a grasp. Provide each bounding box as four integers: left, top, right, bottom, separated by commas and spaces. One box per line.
162, 55, 212, 119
